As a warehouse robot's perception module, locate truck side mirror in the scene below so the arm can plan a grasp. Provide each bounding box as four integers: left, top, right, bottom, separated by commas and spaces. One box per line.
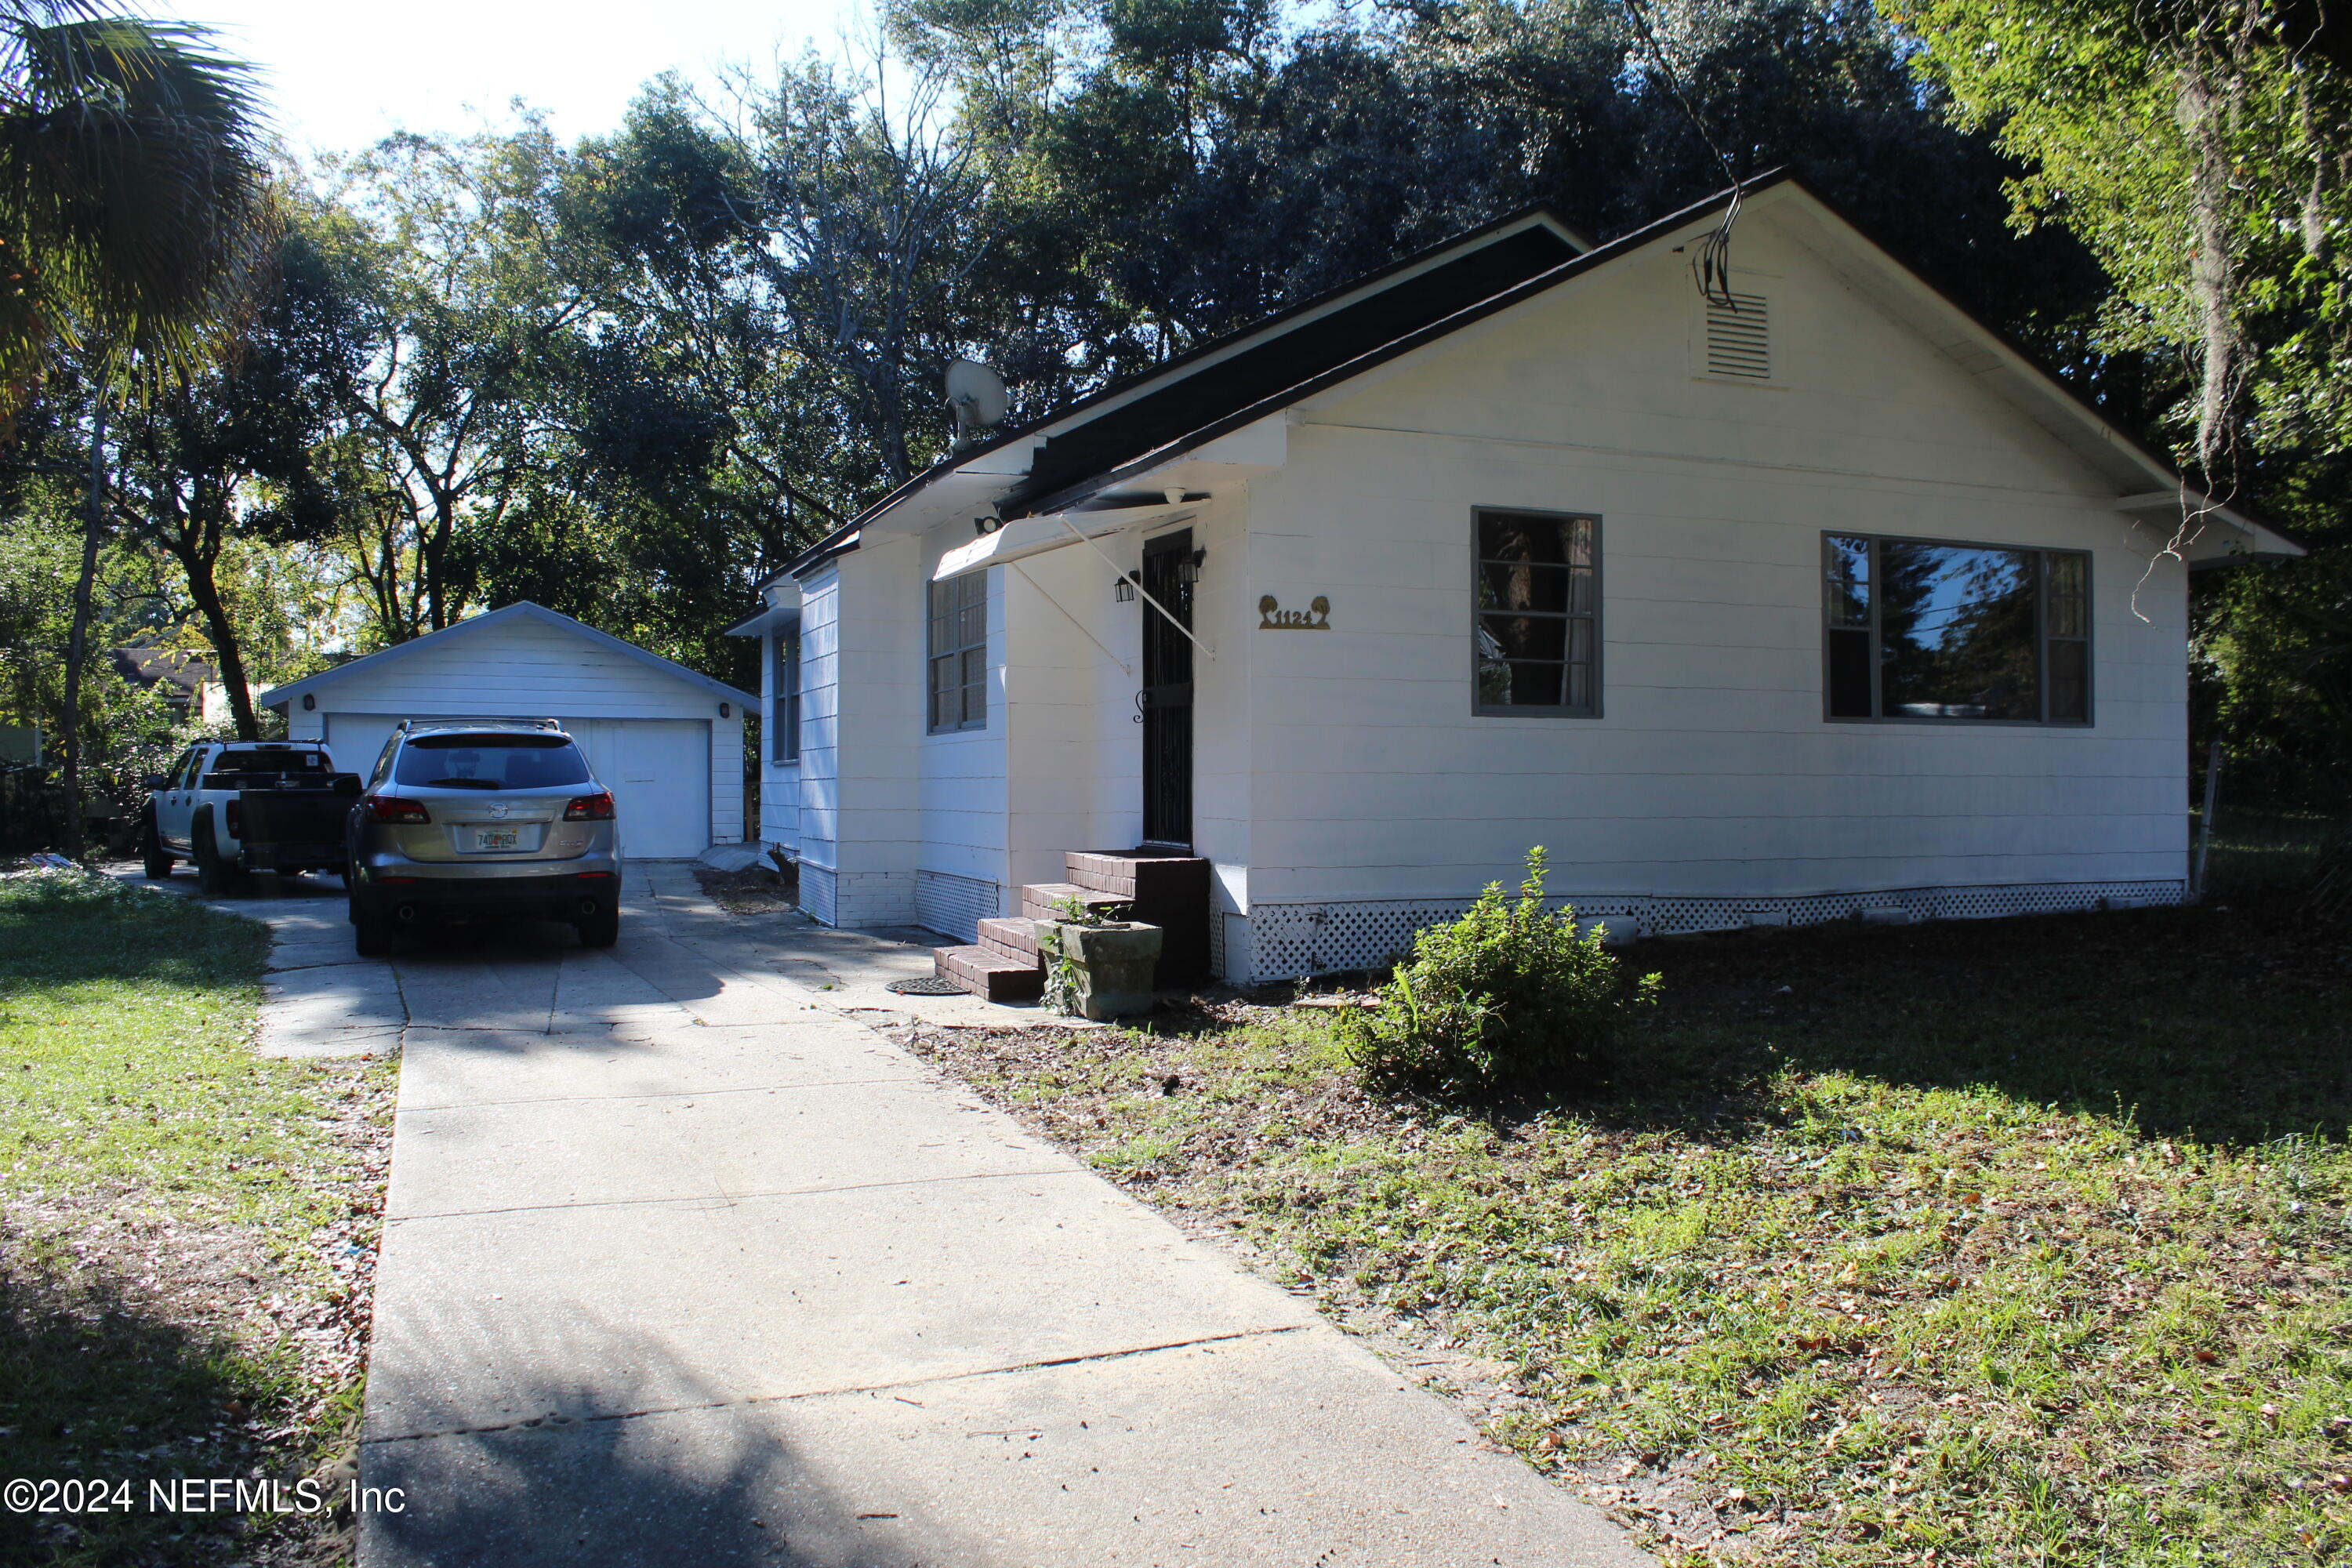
333, 775, 362, 797
143, 775, 165, 790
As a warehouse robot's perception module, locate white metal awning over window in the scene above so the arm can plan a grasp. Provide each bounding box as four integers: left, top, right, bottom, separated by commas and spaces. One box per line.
930, 501, 1193, 583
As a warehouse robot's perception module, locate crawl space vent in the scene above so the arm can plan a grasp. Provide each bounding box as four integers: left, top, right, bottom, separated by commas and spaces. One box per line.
1704, 292, 1770, 379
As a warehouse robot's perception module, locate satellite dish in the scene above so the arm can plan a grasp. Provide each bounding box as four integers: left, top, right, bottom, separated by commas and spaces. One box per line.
946, 358, 1009, 439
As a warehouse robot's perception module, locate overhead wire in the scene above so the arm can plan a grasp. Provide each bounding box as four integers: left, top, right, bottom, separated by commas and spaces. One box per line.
1619, 0, 1748, 310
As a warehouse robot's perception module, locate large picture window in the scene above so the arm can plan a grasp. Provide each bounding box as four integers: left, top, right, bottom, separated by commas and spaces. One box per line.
771, 630, 799, 763
1475, 509, 1599, 716
927, 572, 987, 733
1824, 535, 2091, 724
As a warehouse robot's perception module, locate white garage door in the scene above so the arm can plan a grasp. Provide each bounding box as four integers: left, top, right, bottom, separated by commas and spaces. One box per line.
569, 718, 710, 859
321, 713, 401, 782
324, 713, 710, 860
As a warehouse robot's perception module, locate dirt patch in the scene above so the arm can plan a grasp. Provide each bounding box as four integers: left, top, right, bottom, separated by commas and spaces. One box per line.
693, 862, 798, 915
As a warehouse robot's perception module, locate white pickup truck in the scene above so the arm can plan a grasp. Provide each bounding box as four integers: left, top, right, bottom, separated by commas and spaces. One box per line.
141, 740, 363, 894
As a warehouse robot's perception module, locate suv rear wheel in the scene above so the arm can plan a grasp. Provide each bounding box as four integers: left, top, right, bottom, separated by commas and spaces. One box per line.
353, 914, 395, 956
350, 885, 396, 956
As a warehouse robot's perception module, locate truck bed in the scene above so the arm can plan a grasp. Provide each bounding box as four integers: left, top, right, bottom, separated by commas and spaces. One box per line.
232, 775, 362, 873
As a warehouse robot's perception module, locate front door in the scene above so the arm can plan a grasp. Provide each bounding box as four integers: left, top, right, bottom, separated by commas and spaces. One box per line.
1138, 529, 1195, 849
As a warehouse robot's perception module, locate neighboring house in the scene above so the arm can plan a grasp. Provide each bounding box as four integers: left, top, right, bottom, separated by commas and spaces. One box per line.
110, 644, 212, 718
107, 644, 257, 730
730, 173, 2302, 986
198, 680, 263, 731
261, 602, 755, 860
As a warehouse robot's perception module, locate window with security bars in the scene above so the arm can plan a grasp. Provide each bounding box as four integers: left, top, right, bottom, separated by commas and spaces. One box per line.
927, 572, 988, 733
771, 630, 799, 763
1704, 292, 1769, 379
1475, 510, 1599, 716
1824, 534, 2091, 724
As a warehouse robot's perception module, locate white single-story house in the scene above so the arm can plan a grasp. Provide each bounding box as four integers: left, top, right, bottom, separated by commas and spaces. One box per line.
262, 602, 755, 861
730, 172, 2303, 986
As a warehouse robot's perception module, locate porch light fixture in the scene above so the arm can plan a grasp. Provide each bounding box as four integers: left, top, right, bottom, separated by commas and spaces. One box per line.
1174, 549, 1205, 586
718, 702, 731, 717
1114, 575, 1137, 602
301, 694, 315, 711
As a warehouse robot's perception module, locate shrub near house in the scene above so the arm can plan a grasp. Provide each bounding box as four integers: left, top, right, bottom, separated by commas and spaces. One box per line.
1336, 848, 1660, 1094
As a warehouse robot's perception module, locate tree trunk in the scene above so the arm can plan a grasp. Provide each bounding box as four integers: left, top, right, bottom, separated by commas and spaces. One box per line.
423, 494, 460, 633
177, 545, 259, 739
60, 396, 107, 858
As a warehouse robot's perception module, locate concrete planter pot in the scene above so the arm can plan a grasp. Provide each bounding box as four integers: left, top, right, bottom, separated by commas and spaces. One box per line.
1045, 920, 1164, 1020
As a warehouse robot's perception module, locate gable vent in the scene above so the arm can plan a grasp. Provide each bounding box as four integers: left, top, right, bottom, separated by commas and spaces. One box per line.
1704, 292, 1770, 379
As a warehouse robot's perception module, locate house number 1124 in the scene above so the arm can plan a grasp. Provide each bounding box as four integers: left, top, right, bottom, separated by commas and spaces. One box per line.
1258, 595, 1330, 630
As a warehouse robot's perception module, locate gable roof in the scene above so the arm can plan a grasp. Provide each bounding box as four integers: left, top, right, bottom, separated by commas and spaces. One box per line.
111, 644, 215, 697
1000, 212, 1590, 515
258, 601, 756, 713
783, 172, 2299, 574
772, 205, 1592, 580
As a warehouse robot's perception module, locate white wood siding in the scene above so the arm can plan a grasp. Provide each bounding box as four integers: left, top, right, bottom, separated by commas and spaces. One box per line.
1229, 209, 2185, 920
796, 568, 841, 878
1002, 535, 1138, 897
797, 546, 924, 926
917, 524, 1009, 924
710, 710, 745, 844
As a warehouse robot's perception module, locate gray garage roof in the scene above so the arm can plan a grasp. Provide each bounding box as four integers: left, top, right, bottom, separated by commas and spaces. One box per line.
258, 601, 757, 713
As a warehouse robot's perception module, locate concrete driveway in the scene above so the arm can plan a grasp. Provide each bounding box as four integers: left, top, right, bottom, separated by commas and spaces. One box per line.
162, 862, 1650, 1567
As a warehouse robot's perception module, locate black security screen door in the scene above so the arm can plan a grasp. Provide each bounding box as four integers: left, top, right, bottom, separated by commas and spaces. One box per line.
1139, 530, 1195, 848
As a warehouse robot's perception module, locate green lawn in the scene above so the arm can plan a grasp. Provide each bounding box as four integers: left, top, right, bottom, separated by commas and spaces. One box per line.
0, 873, 393, 1568
907, 819, 2352, 1566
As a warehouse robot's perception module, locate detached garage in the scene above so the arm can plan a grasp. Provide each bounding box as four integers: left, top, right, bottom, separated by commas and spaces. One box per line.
260, 603, 755, 861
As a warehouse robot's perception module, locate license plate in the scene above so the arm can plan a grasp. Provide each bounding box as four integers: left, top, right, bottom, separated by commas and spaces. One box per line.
474, 828, 520, 851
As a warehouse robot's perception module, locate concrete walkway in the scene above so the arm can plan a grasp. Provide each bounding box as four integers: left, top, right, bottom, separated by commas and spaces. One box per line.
162, 862, 1649, 1566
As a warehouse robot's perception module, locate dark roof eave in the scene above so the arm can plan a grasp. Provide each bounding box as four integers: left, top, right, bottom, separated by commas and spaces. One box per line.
787, 529, 862, 581
1015, 178, 1777, 517
1022, 172, 2305, 554
778, 171, 2301, 571
775, 201, 1593, 576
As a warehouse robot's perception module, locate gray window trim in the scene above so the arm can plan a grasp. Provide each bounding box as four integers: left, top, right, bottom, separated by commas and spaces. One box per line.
1472, 506, 1603, 719
1819, 530, 2094, 728
771, 630, 800, 764
926, 571, 989, 735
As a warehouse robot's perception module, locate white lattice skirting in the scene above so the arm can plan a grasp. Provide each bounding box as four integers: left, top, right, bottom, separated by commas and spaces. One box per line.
797, 862, 837, 926
915, 867, 1000, 943
1238, 878, 2187, 983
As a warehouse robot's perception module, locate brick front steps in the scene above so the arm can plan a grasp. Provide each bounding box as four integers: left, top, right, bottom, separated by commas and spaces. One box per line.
932, 850, 1212, 1001
932, 940, 1044, 1002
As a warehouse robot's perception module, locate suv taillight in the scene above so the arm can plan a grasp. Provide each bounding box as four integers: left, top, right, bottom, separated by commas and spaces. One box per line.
364, 795, 431, 824
563, 791, 615, 822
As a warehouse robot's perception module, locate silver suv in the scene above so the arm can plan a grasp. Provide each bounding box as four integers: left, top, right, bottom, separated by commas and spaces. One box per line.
346, 719, 622, 956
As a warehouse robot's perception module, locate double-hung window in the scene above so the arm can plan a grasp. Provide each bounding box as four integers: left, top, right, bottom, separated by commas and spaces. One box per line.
1475, 509, 1599, 716
927, 572, 988, 733
1824, 534, 2091, 724
771, 630, 800, 763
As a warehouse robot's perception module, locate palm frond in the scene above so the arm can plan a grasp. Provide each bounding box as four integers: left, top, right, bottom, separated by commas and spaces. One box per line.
0, 12, 274, 412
